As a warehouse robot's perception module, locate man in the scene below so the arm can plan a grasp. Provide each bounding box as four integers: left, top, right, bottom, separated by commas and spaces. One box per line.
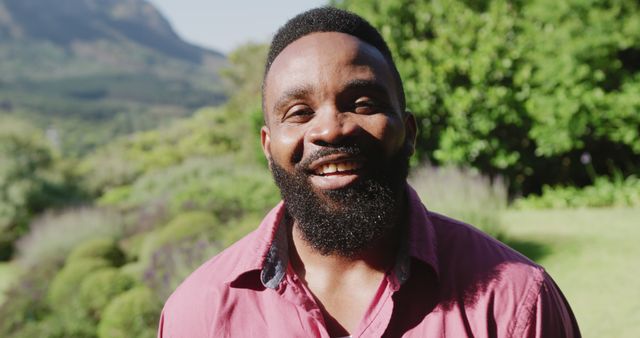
158, 7, 580, 337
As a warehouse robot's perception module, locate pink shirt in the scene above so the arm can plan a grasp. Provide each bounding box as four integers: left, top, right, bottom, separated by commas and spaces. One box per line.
158, 186, 580, 337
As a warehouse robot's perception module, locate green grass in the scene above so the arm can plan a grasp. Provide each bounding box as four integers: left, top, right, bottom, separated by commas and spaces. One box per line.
0, 262, 18, 305
502, 208, 640, 338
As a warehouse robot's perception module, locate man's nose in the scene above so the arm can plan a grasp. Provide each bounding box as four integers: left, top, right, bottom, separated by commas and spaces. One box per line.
306, 107, 358, 146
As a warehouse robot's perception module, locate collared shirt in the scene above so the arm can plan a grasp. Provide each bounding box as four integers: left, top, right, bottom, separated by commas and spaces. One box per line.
158, 185, 580, 337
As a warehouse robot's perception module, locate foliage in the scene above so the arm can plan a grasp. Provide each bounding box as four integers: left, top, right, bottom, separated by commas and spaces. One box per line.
79, 268, 137, 320
82, 106, 249, 196
0, 0, 227, 156
137, 211, 219, 264
514, 175, 640, 209
47, 258, 110, 307
98, 156, 279, 221
0, 117, 86, 259
97, 286, 160, 338
0, 262, 59, 337
409, 163, 507, 238
338, 0, 640, 195
15, 207, 123, 268
144, 238, 221, 302
67, 238, 126, 267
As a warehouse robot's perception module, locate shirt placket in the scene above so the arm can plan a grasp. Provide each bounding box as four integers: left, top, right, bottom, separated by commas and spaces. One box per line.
278, 265, 332, 338
353, 273, 398, 338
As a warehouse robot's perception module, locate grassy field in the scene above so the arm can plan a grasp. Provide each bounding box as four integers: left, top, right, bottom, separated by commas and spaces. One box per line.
502, 208, 640, 338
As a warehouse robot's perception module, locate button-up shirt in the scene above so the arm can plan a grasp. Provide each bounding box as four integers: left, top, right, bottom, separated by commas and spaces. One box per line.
158, 185, 580, 337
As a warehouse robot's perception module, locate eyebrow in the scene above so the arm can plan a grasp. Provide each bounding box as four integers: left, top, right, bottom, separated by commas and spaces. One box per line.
269, 79, 393, 116
271, 85, 314, 115
341, 78, 390, 97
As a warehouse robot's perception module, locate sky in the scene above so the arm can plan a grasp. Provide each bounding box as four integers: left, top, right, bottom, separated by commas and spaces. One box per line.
147, 0, 328, 54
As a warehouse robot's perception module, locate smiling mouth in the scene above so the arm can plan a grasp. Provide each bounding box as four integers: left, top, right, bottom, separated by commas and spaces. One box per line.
314, 161, 363, 176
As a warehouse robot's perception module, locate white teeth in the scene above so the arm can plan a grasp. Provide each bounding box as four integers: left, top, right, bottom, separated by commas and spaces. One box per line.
318, 161, 359, 175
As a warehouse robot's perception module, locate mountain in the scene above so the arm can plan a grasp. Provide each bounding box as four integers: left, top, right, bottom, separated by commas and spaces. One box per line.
0, 0, 227, 155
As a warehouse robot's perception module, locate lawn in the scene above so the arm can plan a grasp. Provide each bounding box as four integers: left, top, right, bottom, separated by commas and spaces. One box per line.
502, 208, 640, 338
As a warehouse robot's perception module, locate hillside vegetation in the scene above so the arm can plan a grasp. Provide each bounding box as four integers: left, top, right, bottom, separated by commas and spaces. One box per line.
0, 0, 226, 155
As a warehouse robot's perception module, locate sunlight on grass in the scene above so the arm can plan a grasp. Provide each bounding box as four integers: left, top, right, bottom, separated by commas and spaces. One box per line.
502, 208, 640, 338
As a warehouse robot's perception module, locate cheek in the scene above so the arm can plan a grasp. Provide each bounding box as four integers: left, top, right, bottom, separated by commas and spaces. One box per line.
269, 127, 305, 165
363, 115, 406, 156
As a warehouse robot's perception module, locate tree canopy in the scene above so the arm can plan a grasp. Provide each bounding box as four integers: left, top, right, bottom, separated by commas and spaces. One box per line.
338, 0, 640, 194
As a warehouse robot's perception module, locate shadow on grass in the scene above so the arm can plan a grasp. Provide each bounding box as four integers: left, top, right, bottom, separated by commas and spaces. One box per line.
500, 237, 552, 263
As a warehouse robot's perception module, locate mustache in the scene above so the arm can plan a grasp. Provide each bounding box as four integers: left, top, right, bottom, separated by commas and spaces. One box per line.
296, 146, 364, 172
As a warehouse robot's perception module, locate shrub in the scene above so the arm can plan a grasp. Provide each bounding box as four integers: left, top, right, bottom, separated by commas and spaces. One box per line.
15, 207, 123, 268
170, 163, 279, 221
97, 286, 160, 338
47, 258, 110, 307
339, 0, 640, 195
137, 211, 218, 264
0, 117, 86, 259
99, 157, 279, 221
144, 238, 220, 302
79, 268, 136, 320
515, 175, 640, 209
0, 262, 59, 337
67, 238, 126, 267
7, 316, 65, 338
409, 163, 507, 239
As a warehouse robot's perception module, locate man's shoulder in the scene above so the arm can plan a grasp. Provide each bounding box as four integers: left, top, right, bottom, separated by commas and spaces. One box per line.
165, 229, 264, 303
426, 211, 546, 293
412, 211, 579, 337
159, 229, 264, 337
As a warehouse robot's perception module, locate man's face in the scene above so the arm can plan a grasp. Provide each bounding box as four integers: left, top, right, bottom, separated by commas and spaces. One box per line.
261, 32, 416, 256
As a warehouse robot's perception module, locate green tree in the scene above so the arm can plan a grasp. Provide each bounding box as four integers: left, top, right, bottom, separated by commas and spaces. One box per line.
338, 0, 640, 194
0, 118, 86, 259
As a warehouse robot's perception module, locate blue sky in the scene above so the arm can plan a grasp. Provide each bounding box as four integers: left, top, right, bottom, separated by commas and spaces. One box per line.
147, 0, 328, 54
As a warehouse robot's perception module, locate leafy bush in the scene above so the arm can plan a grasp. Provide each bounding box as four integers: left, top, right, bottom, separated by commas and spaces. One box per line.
409, 163, 507, 238
144, 238, 221, 302
97, 286, 160, 338
15, 207, 123, 268
99, 157, 279, 221
0, 262, 59, 337
0, 117, 86, 259
338, 0, 640, 195
47, 258, 110, 307
515, 175, 640, 209
137, 211, 219, 263
79, 268, 136, 320
170, 162, 279, 221
82, 106, 247, 196
67, 238, 126, 267
6, 316, 65, 338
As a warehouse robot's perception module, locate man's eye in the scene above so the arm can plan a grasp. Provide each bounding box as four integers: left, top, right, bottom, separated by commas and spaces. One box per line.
353, 100, 382, 114
284, 106, 313, 122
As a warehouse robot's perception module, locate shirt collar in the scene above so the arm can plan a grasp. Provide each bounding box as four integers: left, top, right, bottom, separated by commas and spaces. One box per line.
226, 184, 440, 288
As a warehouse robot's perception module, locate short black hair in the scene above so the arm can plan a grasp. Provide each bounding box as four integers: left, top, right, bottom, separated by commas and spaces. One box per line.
263, 7, 406, 111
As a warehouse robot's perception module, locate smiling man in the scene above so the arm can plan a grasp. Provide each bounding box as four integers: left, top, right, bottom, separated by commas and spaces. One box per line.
158, 7, 580, 338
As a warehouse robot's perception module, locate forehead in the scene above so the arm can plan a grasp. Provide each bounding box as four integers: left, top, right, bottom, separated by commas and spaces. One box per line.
263, 32, 397, 116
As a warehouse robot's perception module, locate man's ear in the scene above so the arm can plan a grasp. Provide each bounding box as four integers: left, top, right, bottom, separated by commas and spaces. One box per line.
260, 125, 272, 164
403, 111, 418, 156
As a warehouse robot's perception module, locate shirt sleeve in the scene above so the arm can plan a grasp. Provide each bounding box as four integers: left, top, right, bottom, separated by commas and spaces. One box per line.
516, 271, 581, 338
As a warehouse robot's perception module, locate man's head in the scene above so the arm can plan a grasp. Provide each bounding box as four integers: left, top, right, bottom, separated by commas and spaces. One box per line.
261, 7, 417, 257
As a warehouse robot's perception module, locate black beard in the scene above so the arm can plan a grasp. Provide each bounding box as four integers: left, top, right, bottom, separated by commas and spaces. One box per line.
270, 146, 410, 257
